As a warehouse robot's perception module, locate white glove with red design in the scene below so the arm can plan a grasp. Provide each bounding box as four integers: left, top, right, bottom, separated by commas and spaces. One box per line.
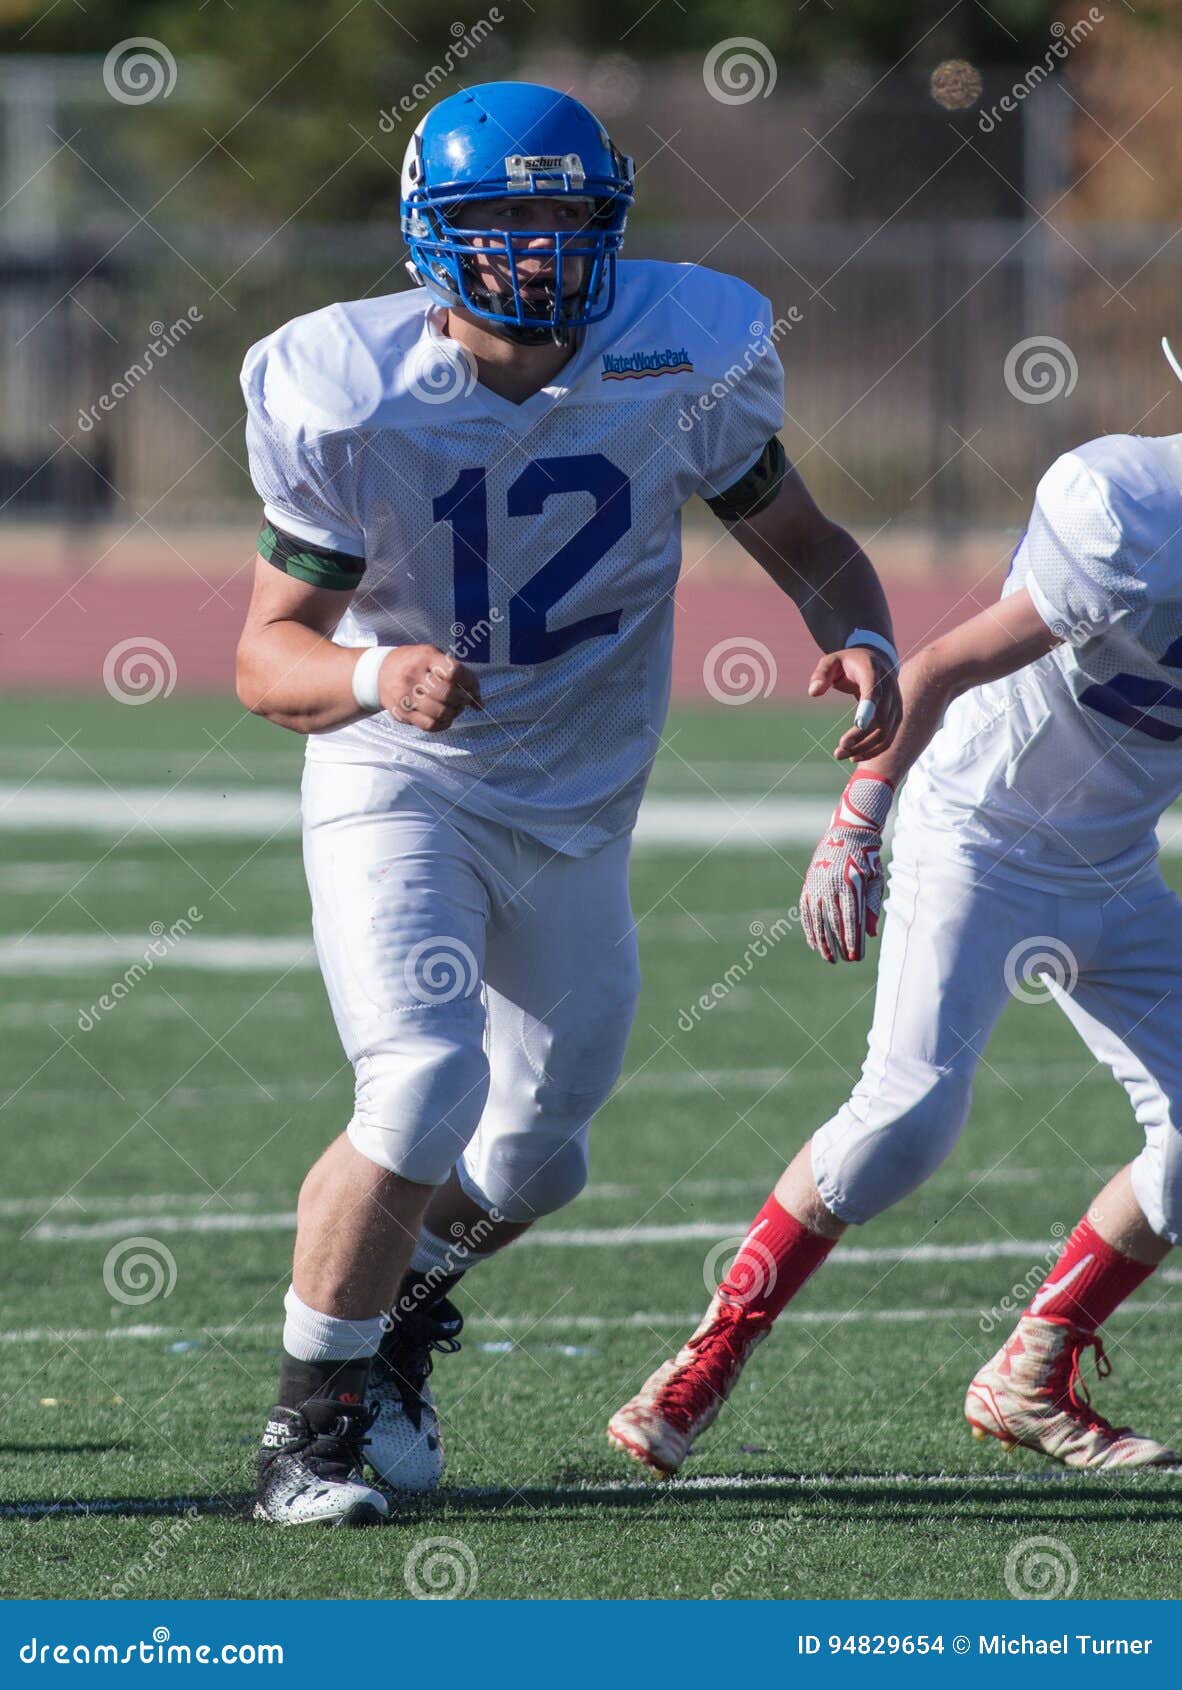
801, 773, 894, 964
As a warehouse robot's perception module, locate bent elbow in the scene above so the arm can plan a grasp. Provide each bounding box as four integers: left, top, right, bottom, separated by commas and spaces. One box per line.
235, 644, 268, 716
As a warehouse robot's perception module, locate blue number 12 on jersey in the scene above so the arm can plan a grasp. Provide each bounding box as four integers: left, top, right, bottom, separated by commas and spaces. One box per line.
433, 453, 631, 664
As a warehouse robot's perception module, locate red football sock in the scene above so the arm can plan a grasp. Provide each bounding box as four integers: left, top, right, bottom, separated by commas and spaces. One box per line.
717, 1192, 836, 1321
1026, 1215, 1156, 1332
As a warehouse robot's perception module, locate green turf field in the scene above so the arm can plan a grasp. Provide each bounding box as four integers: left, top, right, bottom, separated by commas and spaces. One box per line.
2, 695, 1180, 1601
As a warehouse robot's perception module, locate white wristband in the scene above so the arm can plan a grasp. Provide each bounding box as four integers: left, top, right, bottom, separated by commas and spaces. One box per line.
351, 646, 394, 713
846, 627, 898, 668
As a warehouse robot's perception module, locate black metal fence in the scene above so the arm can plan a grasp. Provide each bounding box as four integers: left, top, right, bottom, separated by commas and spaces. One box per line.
4, 219, 1177, 534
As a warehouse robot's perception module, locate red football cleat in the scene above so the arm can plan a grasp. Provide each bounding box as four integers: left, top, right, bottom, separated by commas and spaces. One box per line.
966, 1315, 1179, 1470
607, 1294, 770, 1476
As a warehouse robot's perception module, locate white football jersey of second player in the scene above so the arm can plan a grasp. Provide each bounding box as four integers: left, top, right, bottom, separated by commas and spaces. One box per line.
241, 260, 783, 855
900, 433, 1182, 891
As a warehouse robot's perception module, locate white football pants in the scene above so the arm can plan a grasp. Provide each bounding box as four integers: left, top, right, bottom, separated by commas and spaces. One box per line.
811, 845, 1182, 1243
301, 760, 640, 1219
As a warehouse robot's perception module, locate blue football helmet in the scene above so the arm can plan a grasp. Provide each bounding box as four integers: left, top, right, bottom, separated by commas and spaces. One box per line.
401, 81, 634, 344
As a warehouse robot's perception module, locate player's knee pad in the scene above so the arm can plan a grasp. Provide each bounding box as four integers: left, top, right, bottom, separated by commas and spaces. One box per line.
347, 1009, 490, 1186
461, 1121, 592, 1224
460, 1062, 622, 1221
811, 1058, 973, 1225
1130, 1118, 1182, 1245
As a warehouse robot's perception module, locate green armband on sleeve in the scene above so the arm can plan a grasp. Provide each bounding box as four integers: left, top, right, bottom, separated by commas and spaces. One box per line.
704, 435, 787, 524
258, 522, 366, 591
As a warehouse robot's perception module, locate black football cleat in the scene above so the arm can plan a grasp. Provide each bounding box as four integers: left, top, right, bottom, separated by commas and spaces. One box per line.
254, 1398, 388, 1526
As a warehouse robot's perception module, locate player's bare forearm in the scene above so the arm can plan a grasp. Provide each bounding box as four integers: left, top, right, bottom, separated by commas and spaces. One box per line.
729, 465, 900, 758
236, 616, 369, 733
857, 588, 1060, 789
236, 554, 482, 734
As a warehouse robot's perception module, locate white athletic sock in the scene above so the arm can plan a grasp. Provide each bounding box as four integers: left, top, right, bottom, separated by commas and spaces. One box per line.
409, 1225, 496, 1280
282, 1286, 385, 1362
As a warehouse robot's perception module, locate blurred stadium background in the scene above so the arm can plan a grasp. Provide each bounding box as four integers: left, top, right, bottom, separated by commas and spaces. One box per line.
3, 0, 1182, 692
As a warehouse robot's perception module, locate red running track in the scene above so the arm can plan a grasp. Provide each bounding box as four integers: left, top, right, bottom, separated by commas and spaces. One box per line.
1, 568, 1004, 698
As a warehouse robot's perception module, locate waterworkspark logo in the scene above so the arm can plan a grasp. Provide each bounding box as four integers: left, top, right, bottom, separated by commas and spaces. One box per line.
601, 346, 694, 381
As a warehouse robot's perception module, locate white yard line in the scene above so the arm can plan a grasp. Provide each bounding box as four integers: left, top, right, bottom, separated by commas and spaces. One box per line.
15, 1211, 1121, 1264
0, 934, 315, 974
0, 1171, 1057, 1217
7, 780, 1182, 854
1, 1299, 1178, 1347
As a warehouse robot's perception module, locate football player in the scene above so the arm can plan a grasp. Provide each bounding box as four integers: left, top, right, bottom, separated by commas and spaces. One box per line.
609, 416, 1182, 1477
236, 81, 901, 1525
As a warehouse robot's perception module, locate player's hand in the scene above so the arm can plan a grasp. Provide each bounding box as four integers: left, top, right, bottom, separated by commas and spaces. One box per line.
808, 647, 902, 762
378, 645, 483, 732
800, 773, 893, 964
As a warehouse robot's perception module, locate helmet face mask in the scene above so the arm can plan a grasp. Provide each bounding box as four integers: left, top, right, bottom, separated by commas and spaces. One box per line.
401, 83, 634, 344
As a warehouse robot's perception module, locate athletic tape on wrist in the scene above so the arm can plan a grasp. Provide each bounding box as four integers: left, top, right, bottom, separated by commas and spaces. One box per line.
846, 627, 898, 668
351, 645, 394, 713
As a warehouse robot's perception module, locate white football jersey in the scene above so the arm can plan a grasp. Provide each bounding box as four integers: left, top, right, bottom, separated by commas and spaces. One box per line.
901, 433, 1182, 891
242, 260, 783, 855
